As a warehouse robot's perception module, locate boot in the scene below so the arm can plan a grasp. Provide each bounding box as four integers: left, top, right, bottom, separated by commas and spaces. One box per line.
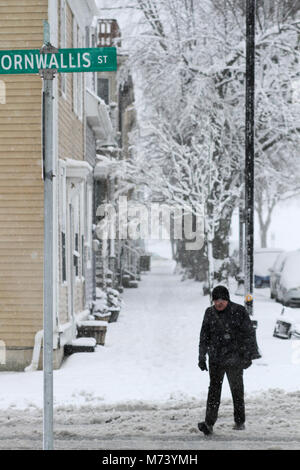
232, 422, 245, 430
198, 421, 213, 435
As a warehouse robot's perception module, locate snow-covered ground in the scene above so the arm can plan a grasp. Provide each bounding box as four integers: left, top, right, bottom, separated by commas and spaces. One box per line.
0, 257, 299, 449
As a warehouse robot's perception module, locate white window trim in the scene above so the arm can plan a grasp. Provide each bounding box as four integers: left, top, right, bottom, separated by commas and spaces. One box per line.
65, 161, 93, 283
65, 158, 92, 179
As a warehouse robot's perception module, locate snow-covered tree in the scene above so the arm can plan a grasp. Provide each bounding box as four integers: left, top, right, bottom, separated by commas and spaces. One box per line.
113, 0, 300, 285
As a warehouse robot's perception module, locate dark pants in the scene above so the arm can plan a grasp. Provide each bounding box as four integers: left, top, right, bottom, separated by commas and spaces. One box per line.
205, 362, 245, 426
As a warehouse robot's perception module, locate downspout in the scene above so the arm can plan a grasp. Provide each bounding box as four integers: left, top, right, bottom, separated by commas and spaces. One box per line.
24, 330, 43, 372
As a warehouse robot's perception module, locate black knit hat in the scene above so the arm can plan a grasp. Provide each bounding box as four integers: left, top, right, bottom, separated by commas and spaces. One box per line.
212, 285, 230, 301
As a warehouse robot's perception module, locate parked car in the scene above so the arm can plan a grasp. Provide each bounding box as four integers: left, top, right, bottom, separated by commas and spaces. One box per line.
276, 250, 300, 307
269, 251, 287, 299
273, 307, 300, 339
254, 248, 284, 288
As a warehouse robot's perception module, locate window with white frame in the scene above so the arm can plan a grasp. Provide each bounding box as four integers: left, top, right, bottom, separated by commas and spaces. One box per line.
60, 0, 67, 97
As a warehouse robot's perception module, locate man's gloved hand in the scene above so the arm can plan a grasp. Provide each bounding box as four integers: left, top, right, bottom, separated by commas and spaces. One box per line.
242, 359, 252, 369
198, 359, 208, 371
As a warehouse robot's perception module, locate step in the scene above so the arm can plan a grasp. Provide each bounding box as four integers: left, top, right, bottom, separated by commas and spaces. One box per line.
123, 269, 136, 279
128, 280, 138, 288
77, 321, 108, 346
64, 337, 96, 356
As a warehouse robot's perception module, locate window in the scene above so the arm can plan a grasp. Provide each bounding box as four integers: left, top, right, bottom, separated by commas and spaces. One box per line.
59, 164, 67, 284
81, 235, 85, 278
74, 233, 79, 277
61, 232, 67, 282
72, 193, 81, 279
60, 0, 67, 96
97, 78, 109, 104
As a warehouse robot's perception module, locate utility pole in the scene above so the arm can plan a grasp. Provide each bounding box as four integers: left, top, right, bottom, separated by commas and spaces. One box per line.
245, 0, 255, 318
40, 20, 58, 451
235, 189, 245, 296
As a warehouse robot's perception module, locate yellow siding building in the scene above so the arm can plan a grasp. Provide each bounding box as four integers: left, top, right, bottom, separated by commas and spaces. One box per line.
0, 0, 98, 370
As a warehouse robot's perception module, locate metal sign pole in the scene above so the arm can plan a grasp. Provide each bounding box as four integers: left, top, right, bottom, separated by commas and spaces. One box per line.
40, 21, 57, 451
245, 0, 255, 317
42, 73, 54, 450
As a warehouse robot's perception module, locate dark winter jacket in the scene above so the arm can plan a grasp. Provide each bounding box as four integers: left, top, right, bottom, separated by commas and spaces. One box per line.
198, 301, 260, 367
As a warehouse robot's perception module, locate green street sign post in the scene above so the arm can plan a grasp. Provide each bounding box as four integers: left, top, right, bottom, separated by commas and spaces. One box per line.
0, 47, 117, 75
0, 19, 117, 451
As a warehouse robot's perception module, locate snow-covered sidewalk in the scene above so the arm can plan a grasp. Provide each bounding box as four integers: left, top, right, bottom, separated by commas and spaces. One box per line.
0, 258, 299, 449
1, 258, 299, 408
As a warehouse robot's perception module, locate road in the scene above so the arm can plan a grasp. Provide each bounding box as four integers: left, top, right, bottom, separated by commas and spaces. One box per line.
0, 389, 299, 450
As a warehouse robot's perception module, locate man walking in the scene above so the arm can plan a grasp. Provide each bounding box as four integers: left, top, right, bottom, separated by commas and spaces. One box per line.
198, 285, 260, 436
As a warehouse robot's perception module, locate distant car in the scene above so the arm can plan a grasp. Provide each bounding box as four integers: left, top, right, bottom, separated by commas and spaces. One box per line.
269, 251, 287, 299
276, 250, 300, 307
254, 248, 284, 288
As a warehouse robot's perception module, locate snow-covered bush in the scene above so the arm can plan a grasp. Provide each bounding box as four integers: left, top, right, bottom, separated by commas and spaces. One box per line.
92, 287, 123, 316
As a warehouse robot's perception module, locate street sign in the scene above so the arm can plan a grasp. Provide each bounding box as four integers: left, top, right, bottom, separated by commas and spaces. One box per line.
0, 47, 117, 75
